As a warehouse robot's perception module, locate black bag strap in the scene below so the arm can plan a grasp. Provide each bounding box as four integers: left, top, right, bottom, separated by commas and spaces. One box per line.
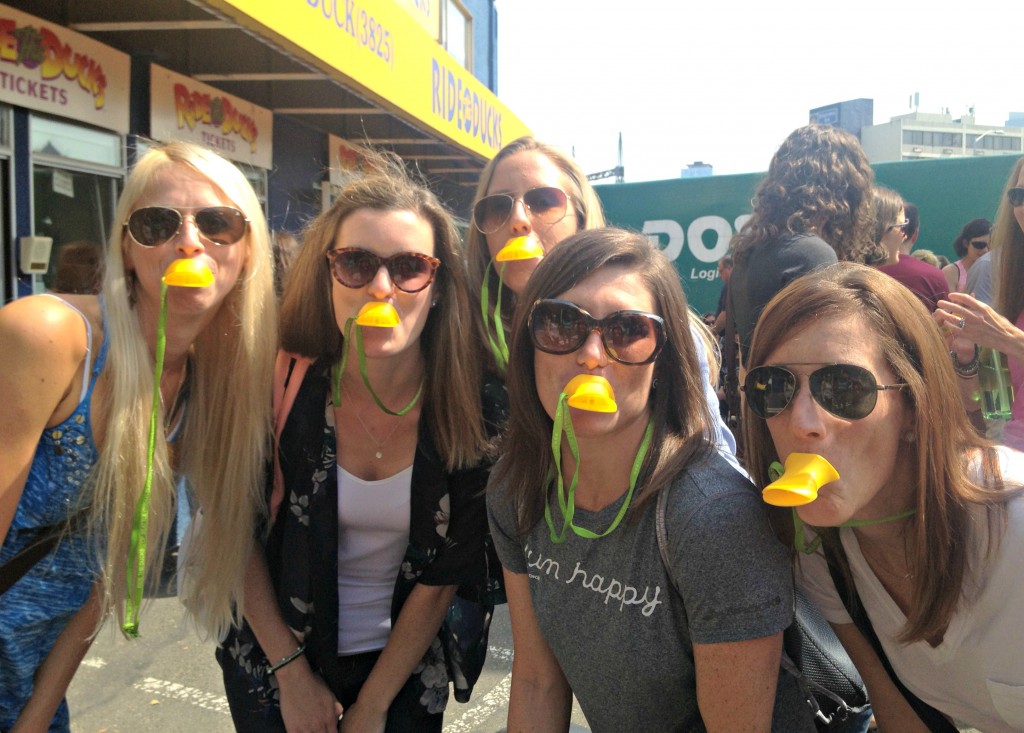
823, 544, 958, 733
0, 509, 87, 596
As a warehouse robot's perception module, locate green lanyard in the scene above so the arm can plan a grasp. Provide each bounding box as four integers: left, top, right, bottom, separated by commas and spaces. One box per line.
544, 392, 654, 543
124, 280, 168, 637
767, 461, 918, 554
479, 261, 509, 373
331, 317, 424, 415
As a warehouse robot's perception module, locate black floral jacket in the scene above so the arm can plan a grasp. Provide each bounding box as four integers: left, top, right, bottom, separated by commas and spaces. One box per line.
219, 359, 506, 725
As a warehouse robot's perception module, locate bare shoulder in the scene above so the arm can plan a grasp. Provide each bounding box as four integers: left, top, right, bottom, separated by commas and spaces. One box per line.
0, 295, 98, 392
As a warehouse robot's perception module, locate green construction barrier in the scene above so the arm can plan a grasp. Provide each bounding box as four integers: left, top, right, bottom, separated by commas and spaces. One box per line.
596, 154, 1018, 316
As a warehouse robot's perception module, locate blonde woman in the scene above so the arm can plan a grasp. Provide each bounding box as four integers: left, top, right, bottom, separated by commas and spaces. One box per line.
0, 141, 275, 732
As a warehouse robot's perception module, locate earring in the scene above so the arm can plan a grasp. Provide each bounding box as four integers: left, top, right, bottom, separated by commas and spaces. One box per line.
902, 430, 917, 444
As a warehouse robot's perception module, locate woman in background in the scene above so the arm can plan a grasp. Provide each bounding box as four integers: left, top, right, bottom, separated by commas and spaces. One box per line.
729, 123, 876, 369
937, 157, 1024, 451
941, 218, 991, 293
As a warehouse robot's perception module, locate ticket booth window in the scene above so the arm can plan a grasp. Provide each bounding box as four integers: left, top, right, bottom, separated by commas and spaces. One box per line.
30, 116, 123, 293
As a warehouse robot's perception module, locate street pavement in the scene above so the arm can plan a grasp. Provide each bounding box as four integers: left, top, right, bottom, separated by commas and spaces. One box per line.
67, 596, 590, 733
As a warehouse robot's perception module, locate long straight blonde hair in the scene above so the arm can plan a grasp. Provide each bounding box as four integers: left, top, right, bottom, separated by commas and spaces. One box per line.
93, 141, 276, 638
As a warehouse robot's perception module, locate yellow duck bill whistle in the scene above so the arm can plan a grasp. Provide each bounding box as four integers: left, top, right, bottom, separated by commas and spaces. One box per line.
495, 235, 544, 262
355, 302, 400, 327
565, 374, 617, 413
162, 259, 213, 287
762, 453, 839, 507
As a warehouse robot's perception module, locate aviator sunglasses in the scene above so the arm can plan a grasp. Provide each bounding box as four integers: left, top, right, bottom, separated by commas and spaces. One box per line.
125, 206, 249, 247
472, 186, 572, 234
743, 363, 906, 420
1008, 187, 1024, 207
528, 299, 666, 365
326, 248, 441, 293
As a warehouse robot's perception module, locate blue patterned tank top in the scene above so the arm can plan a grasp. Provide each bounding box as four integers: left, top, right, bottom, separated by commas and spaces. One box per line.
0, 297, 109, 733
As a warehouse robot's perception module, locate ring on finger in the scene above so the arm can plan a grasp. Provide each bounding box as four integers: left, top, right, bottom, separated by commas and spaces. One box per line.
957, 316, 966, 329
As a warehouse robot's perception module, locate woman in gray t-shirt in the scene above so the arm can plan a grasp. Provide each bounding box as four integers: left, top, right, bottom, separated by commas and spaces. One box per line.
487, 228, 815, 732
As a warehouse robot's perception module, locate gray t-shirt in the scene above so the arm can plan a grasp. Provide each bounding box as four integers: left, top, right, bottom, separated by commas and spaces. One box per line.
487, 451, 815, 733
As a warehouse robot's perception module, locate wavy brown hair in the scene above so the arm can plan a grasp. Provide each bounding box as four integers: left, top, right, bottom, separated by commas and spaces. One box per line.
733, 124, 877, 265
279, 153, 487, 470
991, 156, 1024, 324
871, 185, 904, 246
742, 263, 1017, 644
493, 228, 713, 534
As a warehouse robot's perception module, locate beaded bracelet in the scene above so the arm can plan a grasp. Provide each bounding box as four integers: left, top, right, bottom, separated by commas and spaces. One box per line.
268, 643, 306, 674
950, 344, 981, 379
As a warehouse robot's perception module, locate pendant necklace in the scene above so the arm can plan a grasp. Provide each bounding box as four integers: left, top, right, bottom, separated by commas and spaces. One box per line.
344, 382, 404, 459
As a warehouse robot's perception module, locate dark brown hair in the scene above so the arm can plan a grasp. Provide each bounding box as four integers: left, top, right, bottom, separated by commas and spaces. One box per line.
494, 227, 713, 533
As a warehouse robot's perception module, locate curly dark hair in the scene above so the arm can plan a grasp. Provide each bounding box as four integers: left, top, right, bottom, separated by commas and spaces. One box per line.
733, 124, 876, 264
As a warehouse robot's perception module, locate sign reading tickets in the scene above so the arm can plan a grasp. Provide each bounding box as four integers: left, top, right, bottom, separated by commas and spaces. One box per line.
0, 3, 129, 134
150, 64, 273, 170
203, 0, 530, 160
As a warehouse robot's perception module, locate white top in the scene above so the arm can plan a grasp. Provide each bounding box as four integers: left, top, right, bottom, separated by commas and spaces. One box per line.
336, 464, 412, 655
798, 446, 1024, 733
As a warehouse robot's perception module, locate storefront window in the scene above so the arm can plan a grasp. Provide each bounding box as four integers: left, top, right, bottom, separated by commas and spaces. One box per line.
33, 166, 119, 293
444, 0, 472, 70
31, 115, 122, 169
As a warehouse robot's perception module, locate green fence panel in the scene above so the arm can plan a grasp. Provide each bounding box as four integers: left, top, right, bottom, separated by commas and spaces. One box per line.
596, 154, 1019, 316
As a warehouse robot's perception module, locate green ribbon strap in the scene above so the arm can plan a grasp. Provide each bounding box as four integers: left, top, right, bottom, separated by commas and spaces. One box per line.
544, 392, 654, 543
331, 317, 424, 416
480, 260, 509, 373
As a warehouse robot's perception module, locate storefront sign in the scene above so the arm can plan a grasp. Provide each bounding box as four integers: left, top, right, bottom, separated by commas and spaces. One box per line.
150, 64, 273, 169
328, 134, 374, 185
394, 0, 439, 40
0, 3, 129, 134
204, 0, 530, 159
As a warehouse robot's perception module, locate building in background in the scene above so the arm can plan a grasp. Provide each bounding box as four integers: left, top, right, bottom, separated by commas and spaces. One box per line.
1, 0, 528, 301
680, 161, 712, 179
809, 98, 874, 139
860, 110, 1023, 163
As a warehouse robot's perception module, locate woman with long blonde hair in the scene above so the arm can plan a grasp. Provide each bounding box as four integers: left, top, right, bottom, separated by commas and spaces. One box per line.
0, 141, 275, 731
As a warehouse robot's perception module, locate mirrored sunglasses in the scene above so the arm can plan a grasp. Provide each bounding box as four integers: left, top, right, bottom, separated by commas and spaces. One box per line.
325, 248, 440, 293
528, 299, 666, 366
125, 206, 249, 247
472, 186, 570, 235
743, 363, 906, 421
1008, 187, 1024, 207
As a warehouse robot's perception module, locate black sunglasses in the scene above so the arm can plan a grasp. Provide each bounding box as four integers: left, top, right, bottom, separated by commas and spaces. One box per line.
743, 363, 906, 421
325, 248, 440, 293
969, 238, 989, 250
125, 206, 249, 247
1008, 187, 1024, 207
528, 299, 666, 365
472, 187, 571, 235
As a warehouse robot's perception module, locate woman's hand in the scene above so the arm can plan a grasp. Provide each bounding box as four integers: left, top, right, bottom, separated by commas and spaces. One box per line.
276, 657, 345, 733
936, 293, 1024, 361
337, 700, 385, 733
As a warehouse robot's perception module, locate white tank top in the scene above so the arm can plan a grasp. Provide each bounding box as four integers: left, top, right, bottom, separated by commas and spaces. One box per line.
336, 464, 412, 655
